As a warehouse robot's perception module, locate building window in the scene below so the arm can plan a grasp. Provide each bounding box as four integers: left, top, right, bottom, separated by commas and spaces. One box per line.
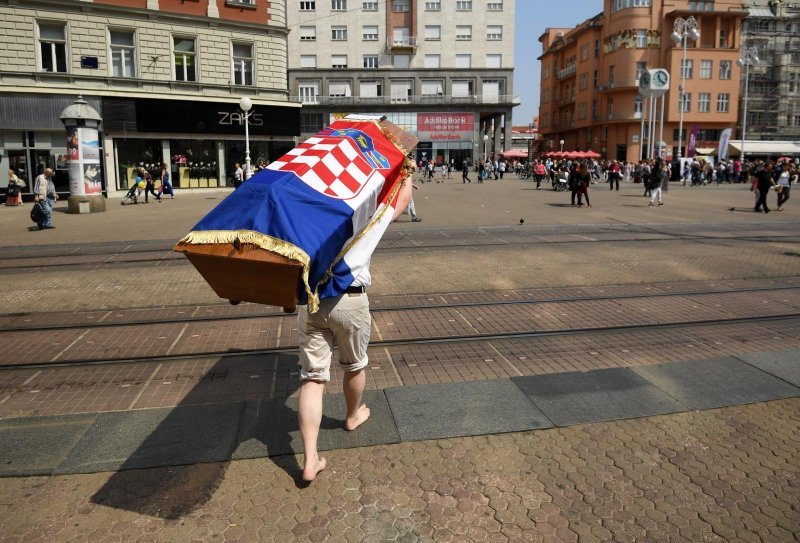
421, 79, 444, 95
331, 55, 348, 68
363, 25, 378, 41
717, 93, 729, 112
790, 72, 799, 93
542, 88, 549, 104
299, 26, 316, 41
611, 0, 652, 13
299, 81, 319, 104
393, 54, 410, 68
700, 59, 712, 79
331, 0, 346, 10
487, 1, 503, 10
719, 60, 732, 79
39, 23, 67, 73
591, 100, 597, 119
329, 81, 352, 97
543, 66, 549, 80
390, 80, 412, 102
300, 55, 317, 68
301, 112, 324, 133
424, 54, 440, 68
452, 80, 473, 97
173, 37, 196, 81
609, 65, 615, 87
425, 1, 441, 10
362, 1, 378, 10
392, 0, 409, 11
110, 30, 135, 78
360, 80, 382, 97
593, 69, 598, 88
456, 26, 472, 41
486, 54, 501, 68
578, 102, 587, 120
607, 97, 614, 118
689, 1, 715, 10
579, 72, 588, 90
634, 29, 646, 48
455, 54, 471, 68
232, 42, 253, 86
331, 26, 347, 41
698, 92, 710, 112
679, 92, 691, 112
635, 62, 646, 84
634, 94, 643, 115
424, 26, 441, 41
300, 1, 316, 10
486, 25, 502, 40
456, 1, 472, 10
594, 40, 599, 57
681, 59, 693, 79
363, 55, 379, 68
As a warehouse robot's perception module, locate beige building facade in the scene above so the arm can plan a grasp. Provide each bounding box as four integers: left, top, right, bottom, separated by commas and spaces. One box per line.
0, 0, 298, 194
288, 0, 518, 166
538, 0, 744, 163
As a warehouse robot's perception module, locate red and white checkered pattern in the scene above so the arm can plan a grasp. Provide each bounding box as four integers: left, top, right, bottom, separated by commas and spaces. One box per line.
267, 137, 374, 200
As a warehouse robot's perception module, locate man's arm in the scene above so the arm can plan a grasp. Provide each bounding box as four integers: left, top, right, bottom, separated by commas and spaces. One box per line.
392, 178, 413, 221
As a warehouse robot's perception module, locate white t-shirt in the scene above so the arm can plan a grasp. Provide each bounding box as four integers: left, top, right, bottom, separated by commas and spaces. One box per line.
778, 171, 790, 187
234, 167, 243, 182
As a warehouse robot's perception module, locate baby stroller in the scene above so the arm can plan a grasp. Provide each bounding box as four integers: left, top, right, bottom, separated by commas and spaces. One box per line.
553, 171, 569, 192
121, 183, 139, 205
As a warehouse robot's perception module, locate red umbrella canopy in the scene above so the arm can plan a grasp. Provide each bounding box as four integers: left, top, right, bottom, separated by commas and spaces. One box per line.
501, 149, 528, 159
583, 150, 601, 158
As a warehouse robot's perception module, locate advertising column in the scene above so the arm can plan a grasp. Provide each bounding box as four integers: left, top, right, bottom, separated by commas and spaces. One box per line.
60, 96, 106, 213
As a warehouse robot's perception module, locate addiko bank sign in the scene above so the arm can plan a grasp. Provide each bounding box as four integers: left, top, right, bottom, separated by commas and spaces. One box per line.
417, 113, 474, 141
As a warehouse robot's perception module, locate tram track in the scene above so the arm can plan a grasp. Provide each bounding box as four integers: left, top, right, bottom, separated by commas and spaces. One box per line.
2, 283, 800, 332
2, 230, 799, 271
1, 283, 799, 371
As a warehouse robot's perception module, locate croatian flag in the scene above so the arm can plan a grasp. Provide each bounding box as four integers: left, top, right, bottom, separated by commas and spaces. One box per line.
181, 119, 412, 309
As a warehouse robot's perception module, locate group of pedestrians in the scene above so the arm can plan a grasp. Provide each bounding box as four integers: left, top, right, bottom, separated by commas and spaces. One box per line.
127, 163, 175, 203
751, 160, 796, 213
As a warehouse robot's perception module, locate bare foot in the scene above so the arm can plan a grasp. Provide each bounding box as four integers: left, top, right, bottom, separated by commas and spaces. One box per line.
344, 404, 371, 431
302, 456, 327, 482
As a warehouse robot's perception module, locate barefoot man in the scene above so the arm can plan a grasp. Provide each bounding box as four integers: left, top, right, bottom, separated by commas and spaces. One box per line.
298, 179, 413, 482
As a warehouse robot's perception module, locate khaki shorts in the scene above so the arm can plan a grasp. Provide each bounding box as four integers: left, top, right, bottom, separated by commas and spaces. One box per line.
297, 293, 371, 382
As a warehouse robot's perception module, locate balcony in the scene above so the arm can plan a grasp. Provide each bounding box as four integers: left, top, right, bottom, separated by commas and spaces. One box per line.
556, 64, 577, 80
386, 36, 417, 52
292, 94, 521, 106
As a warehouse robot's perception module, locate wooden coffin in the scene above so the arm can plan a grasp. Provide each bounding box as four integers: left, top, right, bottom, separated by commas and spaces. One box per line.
173, 240, 302, 312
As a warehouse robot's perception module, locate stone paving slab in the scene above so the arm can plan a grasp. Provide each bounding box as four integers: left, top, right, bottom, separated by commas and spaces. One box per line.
385, 379, 552, 442
737, 348, 800, 387
0, 414, 96, 476
232, 389, 399, 460
512, 367, 686, 427
56, 403, 244, 475
633, 356, 800, 410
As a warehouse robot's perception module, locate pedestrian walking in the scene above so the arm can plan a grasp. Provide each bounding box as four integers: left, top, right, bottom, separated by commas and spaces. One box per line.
648, 159, 669, 207
577, 163, 592, 207
5, 169, 24, 206
33, 168, 57, 229
143, 169, 161, 203
753, 162, 775, 213
233, 162, 243, 188
158, 162, 175, 199
439, 163, 447, 183
608, 160, 621, 191
298, 179, 414, 482
462, 160, 471, 183
776, 165, 792, 211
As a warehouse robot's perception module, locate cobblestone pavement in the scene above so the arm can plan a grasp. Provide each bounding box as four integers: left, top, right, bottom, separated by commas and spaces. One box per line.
2, 183, 800, 542
0, 399, 797, 542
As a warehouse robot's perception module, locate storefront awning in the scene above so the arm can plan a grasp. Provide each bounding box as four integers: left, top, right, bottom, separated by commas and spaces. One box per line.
727, 141, 800, 156
695, 147, 716, 155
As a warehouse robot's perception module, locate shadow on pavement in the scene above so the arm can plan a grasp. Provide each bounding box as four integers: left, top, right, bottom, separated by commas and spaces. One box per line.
90, 352, 309, 518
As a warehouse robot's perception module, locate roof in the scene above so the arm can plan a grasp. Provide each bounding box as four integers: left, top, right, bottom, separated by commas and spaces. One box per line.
747, 7, 775, 17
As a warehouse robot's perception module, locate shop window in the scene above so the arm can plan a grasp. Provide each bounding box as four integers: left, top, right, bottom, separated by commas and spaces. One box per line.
173, 37, 197, 82
110, 30, 135, 78
232, 42, 253, 86
171, 139, 218, 188
38, 22, 67, 73
116, 139, 163, 189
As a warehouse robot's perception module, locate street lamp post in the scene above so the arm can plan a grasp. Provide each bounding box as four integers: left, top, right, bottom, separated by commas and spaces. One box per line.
559, 139, 565, 152
239, 96, 253, 179
671, 16, 699, 162
483, 134, 489, 161
737, 46, 760, 164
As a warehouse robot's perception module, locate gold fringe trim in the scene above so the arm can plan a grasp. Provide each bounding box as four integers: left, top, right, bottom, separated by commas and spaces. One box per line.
178, 229, 319, 313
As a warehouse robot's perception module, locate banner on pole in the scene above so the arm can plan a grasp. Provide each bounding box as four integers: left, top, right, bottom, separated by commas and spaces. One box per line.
718, 128, 732, 160
687, 125, 699, 158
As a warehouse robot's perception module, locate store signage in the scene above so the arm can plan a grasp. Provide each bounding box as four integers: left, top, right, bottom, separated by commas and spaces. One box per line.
218, 111, 264, 126
417, 113, 474, 141
133, 98, 300, 136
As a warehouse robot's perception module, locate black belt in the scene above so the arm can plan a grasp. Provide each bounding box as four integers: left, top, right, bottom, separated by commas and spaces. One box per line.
345, 285, 366, 294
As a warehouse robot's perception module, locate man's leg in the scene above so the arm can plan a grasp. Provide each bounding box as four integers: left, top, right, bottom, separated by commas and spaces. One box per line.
299, 380, 327, 481
343, 369, 369, 431
41, 199, 53, 228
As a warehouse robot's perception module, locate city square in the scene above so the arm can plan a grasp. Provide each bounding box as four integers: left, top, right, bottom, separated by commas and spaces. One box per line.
1, 0, 799, 541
